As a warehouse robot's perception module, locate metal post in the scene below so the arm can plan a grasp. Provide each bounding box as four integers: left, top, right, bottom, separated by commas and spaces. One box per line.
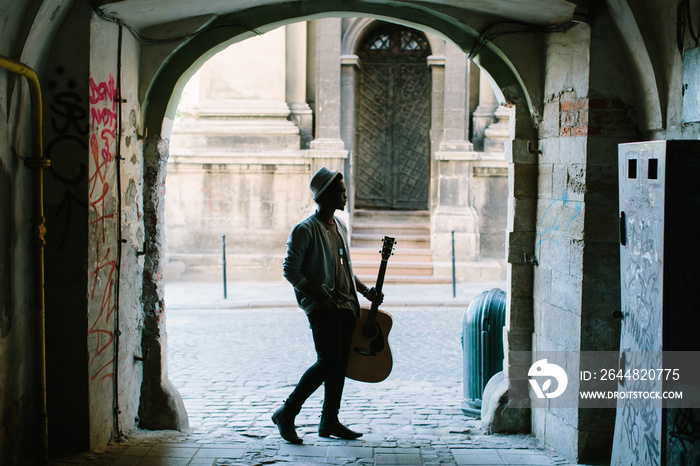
222, 235, 227, 299
451, 231, 456, 298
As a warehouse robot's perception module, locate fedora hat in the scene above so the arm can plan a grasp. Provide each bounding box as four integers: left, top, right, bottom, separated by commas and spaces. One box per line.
309, 167, 340, 200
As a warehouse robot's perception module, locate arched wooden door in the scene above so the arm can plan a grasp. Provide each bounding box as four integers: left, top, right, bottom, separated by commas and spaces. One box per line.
354, 24, 431, 210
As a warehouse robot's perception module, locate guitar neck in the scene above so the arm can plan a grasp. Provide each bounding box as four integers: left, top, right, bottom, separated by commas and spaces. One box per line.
369, 258, 389, 315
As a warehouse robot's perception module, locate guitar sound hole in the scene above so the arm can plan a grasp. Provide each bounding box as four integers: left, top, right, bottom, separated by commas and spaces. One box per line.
362, 323, 377, 339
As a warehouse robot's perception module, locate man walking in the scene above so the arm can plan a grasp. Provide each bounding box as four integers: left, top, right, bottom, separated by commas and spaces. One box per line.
274, 167, 382, 444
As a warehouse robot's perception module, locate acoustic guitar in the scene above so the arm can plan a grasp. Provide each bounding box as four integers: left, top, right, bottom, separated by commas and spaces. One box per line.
346, 236, 395, 383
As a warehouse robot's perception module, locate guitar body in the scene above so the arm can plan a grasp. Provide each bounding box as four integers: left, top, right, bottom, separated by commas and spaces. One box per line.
345, 306, 393, 383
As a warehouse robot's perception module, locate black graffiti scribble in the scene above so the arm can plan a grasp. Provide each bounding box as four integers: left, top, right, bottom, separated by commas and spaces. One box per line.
46, 75, 89, 250
49, 91, 88, 135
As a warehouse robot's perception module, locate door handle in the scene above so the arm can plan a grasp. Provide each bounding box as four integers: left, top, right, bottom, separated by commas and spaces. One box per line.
619, 212, 627, 246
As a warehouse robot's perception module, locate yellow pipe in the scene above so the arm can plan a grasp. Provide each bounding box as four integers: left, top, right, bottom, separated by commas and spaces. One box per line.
0, 55, 49, 464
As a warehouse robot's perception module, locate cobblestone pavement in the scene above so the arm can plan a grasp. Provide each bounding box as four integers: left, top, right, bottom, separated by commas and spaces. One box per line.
158, 306, 568, 464
51, 283, 587, 465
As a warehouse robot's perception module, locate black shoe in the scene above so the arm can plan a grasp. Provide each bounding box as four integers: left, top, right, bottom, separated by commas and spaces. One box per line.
318, 416, 362, 439
272, 403, 303, 444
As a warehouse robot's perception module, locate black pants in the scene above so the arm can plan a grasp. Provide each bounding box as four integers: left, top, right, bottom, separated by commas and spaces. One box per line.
287, 307, 356, 417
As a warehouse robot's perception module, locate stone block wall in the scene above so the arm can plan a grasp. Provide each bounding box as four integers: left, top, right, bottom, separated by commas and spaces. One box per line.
164, 157, 312, 281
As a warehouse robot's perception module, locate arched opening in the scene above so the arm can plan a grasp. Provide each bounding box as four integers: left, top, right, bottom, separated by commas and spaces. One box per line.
139, 2, 538, 442
161, 17, 512, 439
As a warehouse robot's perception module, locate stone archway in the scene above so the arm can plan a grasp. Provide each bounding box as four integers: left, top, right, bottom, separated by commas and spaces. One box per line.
138, 2, 539, 434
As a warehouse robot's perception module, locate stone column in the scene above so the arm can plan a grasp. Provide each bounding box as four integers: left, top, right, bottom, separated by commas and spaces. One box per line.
432, 43, 488, 280
340, 53, 359, 211
286, 22, 313, 148
307, 18, 348, 221
483, 106, 512, 153
309, 18, 347, 160
427, 54, 445, 211
438, 42, 473, 152
472, 68, 500, 151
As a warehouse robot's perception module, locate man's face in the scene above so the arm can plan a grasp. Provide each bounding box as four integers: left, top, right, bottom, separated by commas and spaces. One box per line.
325, 178, 347, 211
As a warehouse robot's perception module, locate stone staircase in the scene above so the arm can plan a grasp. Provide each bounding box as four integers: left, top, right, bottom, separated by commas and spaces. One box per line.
350, 210, 450, 284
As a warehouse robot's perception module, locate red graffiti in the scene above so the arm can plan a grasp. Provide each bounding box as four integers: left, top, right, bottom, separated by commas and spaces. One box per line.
89, 75, 117, 163
89, 74, 116, 107
87, 75, 118, 384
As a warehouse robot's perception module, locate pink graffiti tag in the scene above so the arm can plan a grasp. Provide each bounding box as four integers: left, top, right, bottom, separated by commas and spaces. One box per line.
87, 75, 118, 383
89, 75, 117, 163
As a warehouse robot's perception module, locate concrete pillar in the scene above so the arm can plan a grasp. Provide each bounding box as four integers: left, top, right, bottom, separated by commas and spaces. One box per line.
286, 22, 313, 148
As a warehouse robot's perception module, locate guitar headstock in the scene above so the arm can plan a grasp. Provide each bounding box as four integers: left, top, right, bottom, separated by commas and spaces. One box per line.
380, 236, 396, 260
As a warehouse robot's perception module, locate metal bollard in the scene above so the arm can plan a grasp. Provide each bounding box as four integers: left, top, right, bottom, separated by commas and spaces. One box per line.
222, 235, 227, 299
451, 231, 456, 298
462, 288, 506, 416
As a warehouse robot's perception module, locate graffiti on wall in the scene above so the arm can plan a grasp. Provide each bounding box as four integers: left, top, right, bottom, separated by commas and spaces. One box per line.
46, 66, 89, 248
536, 191, 583, 259
87, 74, 117, 383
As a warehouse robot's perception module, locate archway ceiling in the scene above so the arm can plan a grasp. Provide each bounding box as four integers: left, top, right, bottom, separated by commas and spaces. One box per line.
96, 0, 582, 31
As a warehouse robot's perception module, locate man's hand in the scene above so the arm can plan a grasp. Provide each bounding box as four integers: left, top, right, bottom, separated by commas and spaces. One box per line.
365, 287, 384, 305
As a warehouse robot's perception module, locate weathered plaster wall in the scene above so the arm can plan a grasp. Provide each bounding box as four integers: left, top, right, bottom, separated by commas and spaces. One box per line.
116, 23, 146, 437
0, 64, 35, 463
138, 134, 189, 431
0, 0, 74, 461
87, 14, 120, 449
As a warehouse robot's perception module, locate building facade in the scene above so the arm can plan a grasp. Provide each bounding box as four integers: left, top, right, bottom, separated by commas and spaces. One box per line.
165, 18, 510, 283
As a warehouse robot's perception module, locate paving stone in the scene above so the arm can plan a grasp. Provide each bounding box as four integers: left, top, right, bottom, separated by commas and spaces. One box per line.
325, 445, 374, 458
375, 453, 423, 464
278, 444, 328, 457
452, 449, 504, 465
193, 448, 246, 459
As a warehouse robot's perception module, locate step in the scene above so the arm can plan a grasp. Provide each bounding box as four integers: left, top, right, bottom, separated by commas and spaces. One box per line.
350, 247, 433, 263
353, 209, 430, 225
352, 222, 430, 236
358, 274, 453, 285
353, 261, 433, 277
352, 233, 429, 248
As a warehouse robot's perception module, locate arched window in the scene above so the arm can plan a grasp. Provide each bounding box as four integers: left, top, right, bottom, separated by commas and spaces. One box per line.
359, 24, 431, 60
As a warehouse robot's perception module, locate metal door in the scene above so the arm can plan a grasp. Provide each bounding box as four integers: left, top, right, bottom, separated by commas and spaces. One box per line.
611, 141, 666, 466
355, 24, 431, 210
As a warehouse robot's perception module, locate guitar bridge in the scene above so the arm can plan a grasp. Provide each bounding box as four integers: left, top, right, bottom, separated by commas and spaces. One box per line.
353, 347, 376, 356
